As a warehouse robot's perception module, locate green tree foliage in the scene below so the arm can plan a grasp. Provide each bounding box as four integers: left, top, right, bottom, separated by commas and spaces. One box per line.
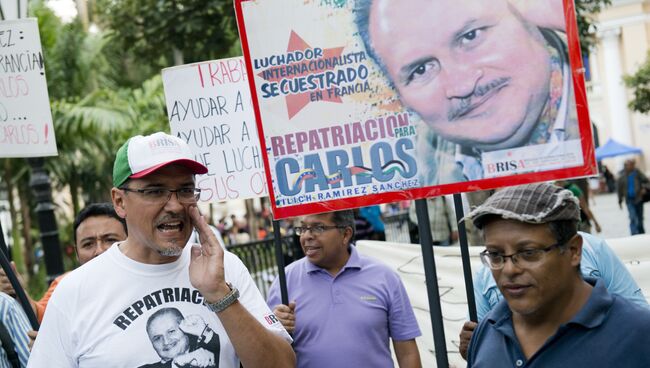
624, 51, 650, 114
29, 2, 170, 214
1, 1, 172, 285
575, 0, 612, 54
95, 0, 238, 68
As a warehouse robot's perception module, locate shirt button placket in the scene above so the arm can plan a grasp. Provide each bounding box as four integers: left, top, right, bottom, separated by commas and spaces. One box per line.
334, 288, 343, 304
331, 278, 343, 304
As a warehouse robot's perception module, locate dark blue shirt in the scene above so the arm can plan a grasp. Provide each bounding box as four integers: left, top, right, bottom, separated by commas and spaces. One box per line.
628, 172, 637, 198
467, 278, 650, 367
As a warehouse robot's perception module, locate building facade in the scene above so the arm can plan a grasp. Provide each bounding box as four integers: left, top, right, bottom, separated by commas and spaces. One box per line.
587, 0, 650, 171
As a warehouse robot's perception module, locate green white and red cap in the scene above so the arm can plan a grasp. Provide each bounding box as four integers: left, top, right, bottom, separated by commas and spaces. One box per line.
112, 132, 208, 187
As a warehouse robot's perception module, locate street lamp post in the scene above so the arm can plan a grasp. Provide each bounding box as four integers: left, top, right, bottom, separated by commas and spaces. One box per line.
27, 157, 64, 281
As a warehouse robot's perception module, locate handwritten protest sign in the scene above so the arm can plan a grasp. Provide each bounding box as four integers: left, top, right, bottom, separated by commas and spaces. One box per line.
0, 0, 28, 20
236, 0, 597, 219
0, 18, 57, 158
162, 57, 267, 202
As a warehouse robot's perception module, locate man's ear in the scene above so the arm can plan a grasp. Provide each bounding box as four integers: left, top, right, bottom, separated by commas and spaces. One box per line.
567, 233, 583, 268
343, 226, 353, 245
111, 187, 127, 219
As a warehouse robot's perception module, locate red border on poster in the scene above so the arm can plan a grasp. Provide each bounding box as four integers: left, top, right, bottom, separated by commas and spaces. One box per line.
235, 0, 597, 219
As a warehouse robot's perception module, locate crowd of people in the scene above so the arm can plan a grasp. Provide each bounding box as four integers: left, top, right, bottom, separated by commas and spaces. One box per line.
2, 0, 649, 364
0, 131, 646, 367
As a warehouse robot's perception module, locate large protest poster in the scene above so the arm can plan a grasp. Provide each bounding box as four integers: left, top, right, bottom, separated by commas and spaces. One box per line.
0, 18, 57, 158
235, 0, 597, 219
162, 57, 267, 202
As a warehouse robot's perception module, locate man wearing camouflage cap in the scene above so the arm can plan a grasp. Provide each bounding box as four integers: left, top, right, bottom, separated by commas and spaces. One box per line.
464, 182, 650, 367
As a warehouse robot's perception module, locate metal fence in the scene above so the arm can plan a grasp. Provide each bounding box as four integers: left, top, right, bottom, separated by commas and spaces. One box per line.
226, 235, 303, 298
383, 211, 414, 244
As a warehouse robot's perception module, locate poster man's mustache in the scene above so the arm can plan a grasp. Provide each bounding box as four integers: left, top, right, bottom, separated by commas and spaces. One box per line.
448, 77, 511, 121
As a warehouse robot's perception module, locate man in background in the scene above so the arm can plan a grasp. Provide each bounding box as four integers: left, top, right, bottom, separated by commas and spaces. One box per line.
0, 203, 127, 366
557, 179, 601, 233
359, 205, 386, 241
409, 196, 458, 245
617, 159, 649, 235
268, 210, 422, 367
0, 203, 127, 322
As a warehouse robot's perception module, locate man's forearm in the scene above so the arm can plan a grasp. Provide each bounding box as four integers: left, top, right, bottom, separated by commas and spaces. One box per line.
217, 301, 295, 368
394, 339, 421, 368
397, 353, 421, 368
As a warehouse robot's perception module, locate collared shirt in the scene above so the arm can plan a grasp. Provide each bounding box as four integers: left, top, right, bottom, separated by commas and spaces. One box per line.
267, 246, 421, 368
0, 293, 31, 368
473, 232, 648, 321
467, 278, 650, 367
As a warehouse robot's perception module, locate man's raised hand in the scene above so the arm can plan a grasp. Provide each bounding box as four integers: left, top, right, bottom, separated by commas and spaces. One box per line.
188, 206, 230, 304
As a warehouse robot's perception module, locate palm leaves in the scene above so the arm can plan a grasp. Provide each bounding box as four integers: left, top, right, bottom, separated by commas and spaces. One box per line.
47, 75, 168, 213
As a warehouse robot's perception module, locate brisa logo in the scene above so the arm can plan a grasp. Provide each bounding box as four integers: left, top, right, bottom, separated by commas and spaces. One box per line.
149, 137, 180, 149
486, 160, 525, 174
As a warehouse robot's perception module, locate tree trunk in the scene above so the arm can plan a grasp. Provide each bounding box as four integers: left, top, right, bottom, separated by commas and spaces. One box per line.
75, 0, 90, 31
69, 176, 80, 217
173, 47, 184, 66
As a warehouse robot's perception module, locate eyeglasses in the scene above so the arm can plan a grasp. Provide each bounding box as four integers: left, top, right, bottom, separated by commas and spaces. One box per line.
294, 225, 345, 236
479, 243, 562, 270
120, 187, 201, 204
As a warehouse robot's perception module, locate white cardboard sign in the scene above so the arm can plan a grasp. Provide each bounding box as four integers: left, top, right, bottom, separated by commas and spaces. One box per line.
0, 18, 57, 158
163, 57, 267, 202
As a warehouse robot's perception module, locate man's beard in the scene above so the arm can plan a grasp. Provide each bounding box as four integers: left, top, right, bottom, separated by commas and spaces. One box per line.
158, 244, 184, 257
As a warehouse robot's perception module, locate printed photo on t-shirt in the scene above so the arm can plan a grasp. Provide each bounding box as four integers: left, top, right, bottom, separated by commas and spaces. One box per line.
138, 307, 221, 368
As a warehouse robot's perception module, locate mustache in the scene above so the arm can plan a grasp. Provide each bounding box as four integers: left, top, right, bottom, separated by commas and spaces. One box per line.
155, 213, 186, 227
447, 77, 511, 121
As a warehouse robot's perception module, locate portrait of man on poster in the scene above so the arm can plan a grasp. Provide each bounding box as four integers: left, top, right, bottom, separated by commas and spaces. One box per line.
355, 0, 580, 184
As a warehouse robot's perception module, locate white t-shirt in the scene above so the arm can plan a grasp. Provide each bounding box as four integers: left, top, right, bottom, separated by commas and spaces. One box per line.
28, 243, 290, 367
